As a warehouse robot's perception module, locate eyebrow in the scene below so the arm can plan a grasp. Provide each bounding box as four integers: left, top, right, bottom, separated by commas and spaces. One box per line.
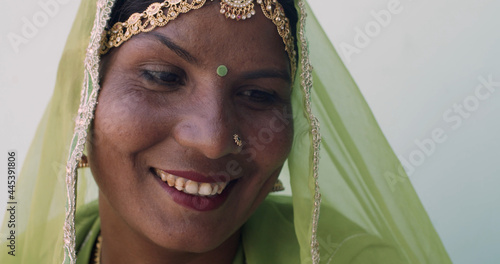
139, 32, 198, 64
241, 69, 291, 83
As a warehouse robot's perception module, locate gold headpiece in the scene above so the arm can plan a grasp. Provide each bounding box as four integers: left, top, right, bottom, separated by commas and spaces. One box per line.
100, 0, 296, 78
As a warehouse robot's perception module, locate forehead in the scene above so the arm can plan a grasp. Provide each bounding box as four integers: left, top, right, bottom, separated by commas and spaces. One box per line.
120, 2, 289, 70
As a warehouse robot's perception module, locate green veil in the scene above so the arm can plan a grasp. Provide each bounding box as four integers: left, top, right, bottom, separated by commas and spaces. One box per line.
1, 0, 451, 263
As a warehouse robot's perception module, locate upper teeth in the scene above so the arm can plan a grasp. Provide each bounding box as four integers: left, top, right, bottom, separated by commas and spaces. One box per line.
156, 169, 228, 197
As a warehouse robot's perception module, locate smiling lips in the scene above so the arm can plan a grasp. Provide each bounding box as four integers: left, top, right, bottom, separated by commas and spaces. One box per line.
155, 169, 228, 197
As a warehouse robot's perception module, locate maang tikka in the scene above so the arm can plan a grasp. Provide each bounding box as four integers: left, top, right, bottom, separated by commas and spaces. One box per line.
220, 0, 256, 20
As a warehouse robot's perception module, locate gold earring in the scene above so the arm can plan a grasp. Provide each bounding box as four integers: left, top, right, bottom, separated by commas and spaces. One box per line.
233, 134, 243, 147
77, 154, 89, 168
271, 179, 285, 192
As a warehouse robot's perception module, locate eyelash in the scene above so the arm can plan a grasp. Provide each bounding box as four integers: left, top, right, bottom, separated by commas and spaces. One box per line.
239, 89, 279, 105
141, 70, 185, 87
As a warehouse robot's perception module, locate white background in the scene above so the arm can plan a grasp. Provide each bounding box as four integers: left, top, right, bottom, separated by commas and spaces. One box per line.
1, 0, 499, 263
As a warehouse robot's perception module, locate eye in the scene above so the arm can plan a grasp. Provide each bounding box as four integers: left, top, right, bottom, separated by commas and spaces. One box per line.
240, 89, 277, 104
142, 70, 185, 87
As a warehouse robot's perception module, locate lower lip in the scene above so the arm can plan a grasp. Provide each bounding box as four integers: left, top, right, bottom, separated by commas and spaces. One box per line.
155, 176, 235, 211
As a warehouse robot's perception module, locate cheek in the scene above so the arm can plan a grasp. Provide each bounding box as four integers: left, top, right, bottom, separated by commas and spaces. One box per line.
243, 107, 294, 175
234, 112, 293, 217
88, 87, 162, 188
91, 88, 162, 155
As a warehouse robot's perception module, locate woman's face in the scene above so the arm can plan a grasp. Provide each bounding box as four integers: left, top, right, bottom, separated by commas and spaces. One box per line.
89, 2, 293, 255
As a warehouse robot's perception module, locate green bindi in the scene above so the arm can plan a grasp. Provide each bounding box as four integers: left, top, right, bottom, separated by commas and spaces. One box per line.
217, 65, 228, 77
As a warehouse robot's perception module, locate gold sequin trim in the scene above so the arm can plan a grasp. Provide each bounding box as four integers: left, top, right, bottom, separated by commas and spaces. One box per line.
298, 0, 322, 263
63, 0, 114, 263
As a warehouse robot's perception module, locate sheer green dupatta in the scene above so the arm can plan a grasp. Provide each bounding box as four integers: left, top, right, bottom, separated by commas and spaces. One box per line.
279, 1, 452, 263
0, 0, 101, 263
0, 0, 452, 263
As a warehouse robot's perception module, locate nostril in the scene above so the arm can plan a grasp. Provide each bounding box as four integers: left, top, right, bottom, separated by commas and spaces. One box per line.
172, 119, 239, 159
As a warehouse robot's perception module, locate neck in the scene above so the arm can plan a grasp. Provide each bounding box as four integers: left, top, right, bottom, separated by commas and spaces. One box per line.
98, 196, 241, 264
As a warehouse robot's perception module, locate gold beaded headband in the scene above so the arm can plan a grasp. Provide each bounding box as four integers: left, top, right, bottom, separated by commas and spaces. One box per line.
100, 0, 297, 78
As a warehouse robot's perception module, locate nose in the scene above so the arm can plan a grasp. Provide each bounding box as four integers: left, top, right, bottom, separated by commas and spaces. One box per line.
172, 92, 240, 159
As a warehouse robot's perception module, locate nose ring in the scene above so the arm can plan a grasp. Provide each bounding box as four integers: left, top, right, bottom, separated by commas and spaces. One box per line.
233, 134, 243, 147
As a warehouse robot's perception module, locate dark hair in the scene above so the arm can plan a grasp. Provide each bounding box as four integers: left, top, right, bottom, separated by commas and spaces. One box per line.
107, 0, 299, 59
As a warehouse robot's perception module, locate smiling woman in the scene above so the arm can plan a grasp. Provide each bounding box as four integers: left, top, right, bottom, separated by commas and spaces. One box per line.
91, 2, 293, 261
1, 0, 451, 264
